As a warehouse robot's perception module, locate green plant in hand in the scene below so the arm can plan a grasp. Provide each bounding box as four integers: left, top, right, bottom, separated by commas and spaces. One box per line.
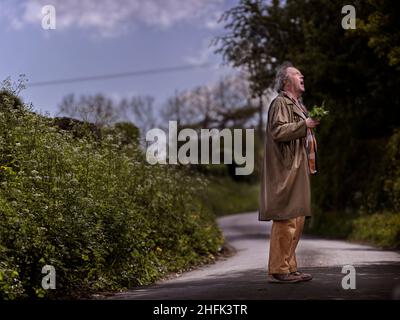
309, 101, 329, 120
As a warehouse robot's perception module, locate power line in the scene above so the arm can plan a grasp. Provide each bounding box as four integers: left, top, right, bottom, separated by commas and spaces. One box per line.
27, 63, 214, 87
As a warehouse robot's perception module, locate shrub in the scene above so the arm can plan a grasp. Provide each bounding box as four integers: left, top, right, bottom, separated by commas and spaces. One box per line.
350, 212, 400, 249
0, 89, 222, 299
383, 129, 400, 212
305, 207, 354, 239
204, 176, 259, 216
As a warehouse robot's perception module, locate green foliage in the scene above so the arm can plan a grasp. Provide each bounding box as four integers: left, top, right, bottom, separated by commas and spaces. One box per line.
0, 89, 222, 299
214, 0, 278, 136
112, 122, 140, 146
358, 0, 400, 67
0, 90, 24, 113
214, 0, 274, 98
305, 208, 354, 239
217, 0, 400, 239
307, 128, 400, 246
306, 209, 400, 249
309, 102, 329, 120
204, 177, 260, 216
383, 129, 400, 212
196, 164, 229, 177
350, 212, 400, 249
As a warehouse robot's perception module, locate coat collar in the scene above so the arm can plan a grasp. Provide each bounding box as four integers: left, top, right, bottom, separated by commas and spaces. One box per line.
279, 92, 307, 120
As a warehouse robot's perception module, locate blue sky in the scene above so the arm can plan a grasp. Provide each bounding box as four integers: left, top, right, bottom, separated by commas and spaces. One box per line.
0, 0, 239, 116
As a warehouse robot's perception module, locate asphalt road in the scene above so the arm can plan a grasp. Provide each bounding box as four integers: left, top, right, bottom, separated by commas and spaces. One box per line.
106, 212, 400, 300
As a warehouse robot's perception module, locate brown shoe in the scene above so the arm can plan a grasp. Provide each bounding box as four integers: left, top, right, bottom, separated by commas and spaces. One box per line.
267, 273, 303, 284
290, 271, 313, 282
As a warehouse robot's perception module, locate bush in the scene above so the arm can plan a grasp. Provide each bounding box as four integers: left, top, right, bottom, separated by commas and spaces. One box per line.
307, 128, 400, 249
383, 129, 400, 212
350, 212, 400, 249
305, 208, 354, 239
345, 129, 400, 249
204, 176, 259, 216
0, 89, 222, 299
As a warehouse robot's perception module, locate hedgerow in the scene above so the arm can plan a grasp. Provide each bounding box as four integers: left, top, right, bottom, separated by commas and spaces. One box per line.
0, 88, 222, 299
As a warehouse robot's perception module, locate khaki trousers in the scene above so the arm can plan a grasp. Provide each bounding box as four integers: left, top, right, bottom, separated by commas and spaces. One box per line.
268, 216, 305, 274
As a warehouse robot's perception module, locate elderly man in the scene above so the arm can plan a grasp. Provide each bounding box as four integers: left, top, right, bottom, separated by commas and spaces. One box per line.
259, 62, 319, 283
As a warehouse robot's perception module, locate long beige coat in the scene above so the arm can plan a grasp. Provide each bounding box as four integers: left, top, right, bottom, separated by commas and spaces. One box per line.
259, 93, 312, 221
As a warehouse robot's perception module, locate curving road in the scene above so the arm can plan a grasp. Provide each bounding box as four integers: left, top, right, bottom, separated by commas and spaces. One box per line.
106, 212, 400, 300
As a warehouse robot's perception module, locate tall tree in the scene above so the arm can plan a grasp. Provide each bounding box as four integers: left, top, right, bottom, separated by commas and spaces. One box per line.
358, 0, 400, 68
214, 0, 281, 138
58, 93, 119, 127
216, 0, 400, 215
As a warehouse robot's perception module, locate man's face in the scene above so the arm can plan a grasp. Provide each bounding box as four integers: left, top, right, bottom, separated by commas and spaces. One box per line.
286, 67, 305, 94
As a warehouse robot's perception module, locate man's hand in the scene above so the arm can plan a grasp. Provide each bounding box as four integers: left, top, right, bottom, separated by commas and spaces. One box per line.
305, 118, 320, 128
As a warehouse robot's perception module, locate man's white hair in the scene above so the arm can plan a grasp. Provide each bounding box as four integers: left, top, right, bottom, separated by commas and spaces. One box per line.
274, 61, 293, 92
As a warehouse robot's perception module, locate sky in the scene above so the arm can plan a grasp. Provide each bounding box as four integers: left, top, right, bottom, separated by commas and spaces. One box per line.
0, 0, 239, 116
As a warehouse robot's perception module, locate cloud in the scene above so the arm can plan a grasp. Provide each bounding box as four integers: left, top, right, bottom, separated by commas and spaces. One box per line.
204, 11, 224, 30
8, 0, 226, 36
184, 38, 216, 66
0, 1, 25, 29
